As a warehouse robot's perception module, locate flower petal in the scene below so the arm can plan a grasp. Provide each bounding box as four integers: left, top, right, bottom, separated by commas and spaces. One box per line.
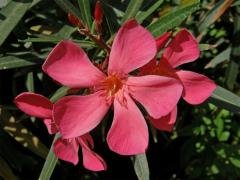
163, 29, 200, 68
53, 138, 79, 165
149, 106, 177, 132
156, 31, 172, 51
107, 93, 148, 155
43, 119, 58, 134
138, 58, 157, 76
53, 91, 111, 139
78, 137, 107, 171
127, 75, 182, 118
14, 92, 52, 119
42, 40, 106, 88
81, 133, 94, 149
108, 19, 156, 76
176, 70, 217, 104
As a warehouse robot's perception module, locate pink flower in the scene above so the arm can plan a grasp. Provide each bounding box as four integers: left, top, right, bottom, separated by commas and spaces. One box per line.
42, 19, 183, 155
139, 29, 217, 132
14, 92, 106, 171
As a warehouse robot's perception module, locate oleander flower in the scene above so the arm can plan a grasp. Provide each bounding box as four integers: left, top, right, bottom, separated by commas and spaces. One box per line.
14, 92, 106, 171
42, 19, 183, 155
139, 29, 217, 132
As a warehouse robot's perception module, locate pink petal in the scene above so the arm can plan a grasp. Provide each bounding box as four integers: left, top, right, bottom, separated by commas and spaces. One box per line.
53, 137, 79, 165
42, 40, 106, 88
53, 91, 111, 139
108, 19, 156, 76
81, 133, 94, 149
149, 106, 177, 132
163, 29, 200, 68
14, 92, 52, 119
176, 70, 217, 105
78, 137, 107, 171
107, 93, 148, 155
156, 31, 172, 51
127, 75, 183, 118
43, 119, 58, 134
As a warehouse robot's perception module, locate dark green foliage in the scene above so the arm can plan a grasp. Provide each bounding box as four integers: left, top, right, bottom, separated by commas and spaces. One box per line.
0, 0, 240, 179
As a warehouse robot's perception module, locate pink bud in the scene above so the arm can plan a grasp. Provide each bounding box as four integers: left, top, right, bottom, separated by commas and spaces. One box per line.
94, 1, 103, 24
67, 13, 84, 28
156, 31, 172, 51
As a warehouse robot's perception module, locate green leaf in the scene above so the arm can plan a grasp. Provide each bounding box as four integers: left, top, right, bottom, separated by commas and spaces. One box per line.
39, 86, 70, 180
0, 0, 32, 46
218, 131, 230, 142
231, 0, 240, 7
0, 156, 19, 180
26, 72, 34, 92
225, 60, 239, 90
225, 6, 240, 90
55, 25, 76, 39
121, 0, 144, 24
0, 130, 36, 172
230, 157, 240, 168
38, 134, 60, 180
131, 153, 149, 180
77, 0, 92, 28
54, 0, 81, 20
147, 0, 200, 37
198, 0, 233, 32
210, 164, 219, 174
199, 44, 217, 51
0, 56, 43, 70
0, 0, 11, 8
20, 37, 96, 48
50, 86, 70, 103
136, 0, 164, 24
208, 86, 240, 113
214, 118, 224, 139
205, 47, 231, 69
1, 110, 48, 159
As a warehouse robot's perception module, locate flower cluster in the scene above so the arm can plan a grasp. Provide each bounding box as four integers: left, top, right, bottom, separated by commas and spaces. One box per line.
14, 19, 216, 171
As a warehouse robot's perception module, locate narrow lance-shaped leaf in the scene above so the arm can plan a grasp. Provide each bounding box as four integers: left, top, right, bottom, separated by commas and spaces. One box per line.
38, 134, 60, 180
231, 0, 240, 7
147, 0, 200, 37
0, 0, 40, 46
55, 25, 76, 39
205, 47, 231, 69
0, 156, 19, 180
54, 0, 81, 20
208, 86, 240, 113
121, 0, 144, 24
26, 72, 35, 92
77, 0, 92, 28
0, 56, 43, 70
20, 38, 96, 48
131, 153, 150, 180
225, 5, 240, 90
198, 0, 233, 32
136, 0, 164, 24
38, 86, 70, 180
1, 110, 48, 159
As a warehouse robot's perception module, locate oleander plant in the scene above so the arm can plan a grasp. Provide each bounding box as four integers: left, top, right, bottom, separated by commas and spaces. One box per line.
0, 0, 240, 179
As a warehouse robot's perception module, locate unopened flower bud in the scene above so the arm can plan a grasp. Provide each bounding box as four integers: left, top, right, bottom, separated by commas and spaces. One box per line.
94, 1, 103, 24
94, 1, 103, 35
67, 13, 84, 28
156, 31, 172, 51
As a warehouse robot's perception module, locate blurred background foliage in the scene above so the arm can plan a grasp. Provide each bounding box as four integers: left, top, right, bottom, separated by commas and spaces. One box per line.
0, 0, 240, 179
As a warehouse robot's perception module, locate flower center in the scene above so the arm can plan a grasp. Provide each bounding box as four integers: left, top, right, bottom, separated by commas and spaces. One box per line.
103, 75, 123, 97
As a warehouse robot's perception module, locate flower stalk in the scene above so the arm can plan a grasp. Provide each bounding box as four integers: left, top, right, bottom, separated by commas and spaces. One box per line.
78, 28, 110, 54
68, 13, 110, 54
